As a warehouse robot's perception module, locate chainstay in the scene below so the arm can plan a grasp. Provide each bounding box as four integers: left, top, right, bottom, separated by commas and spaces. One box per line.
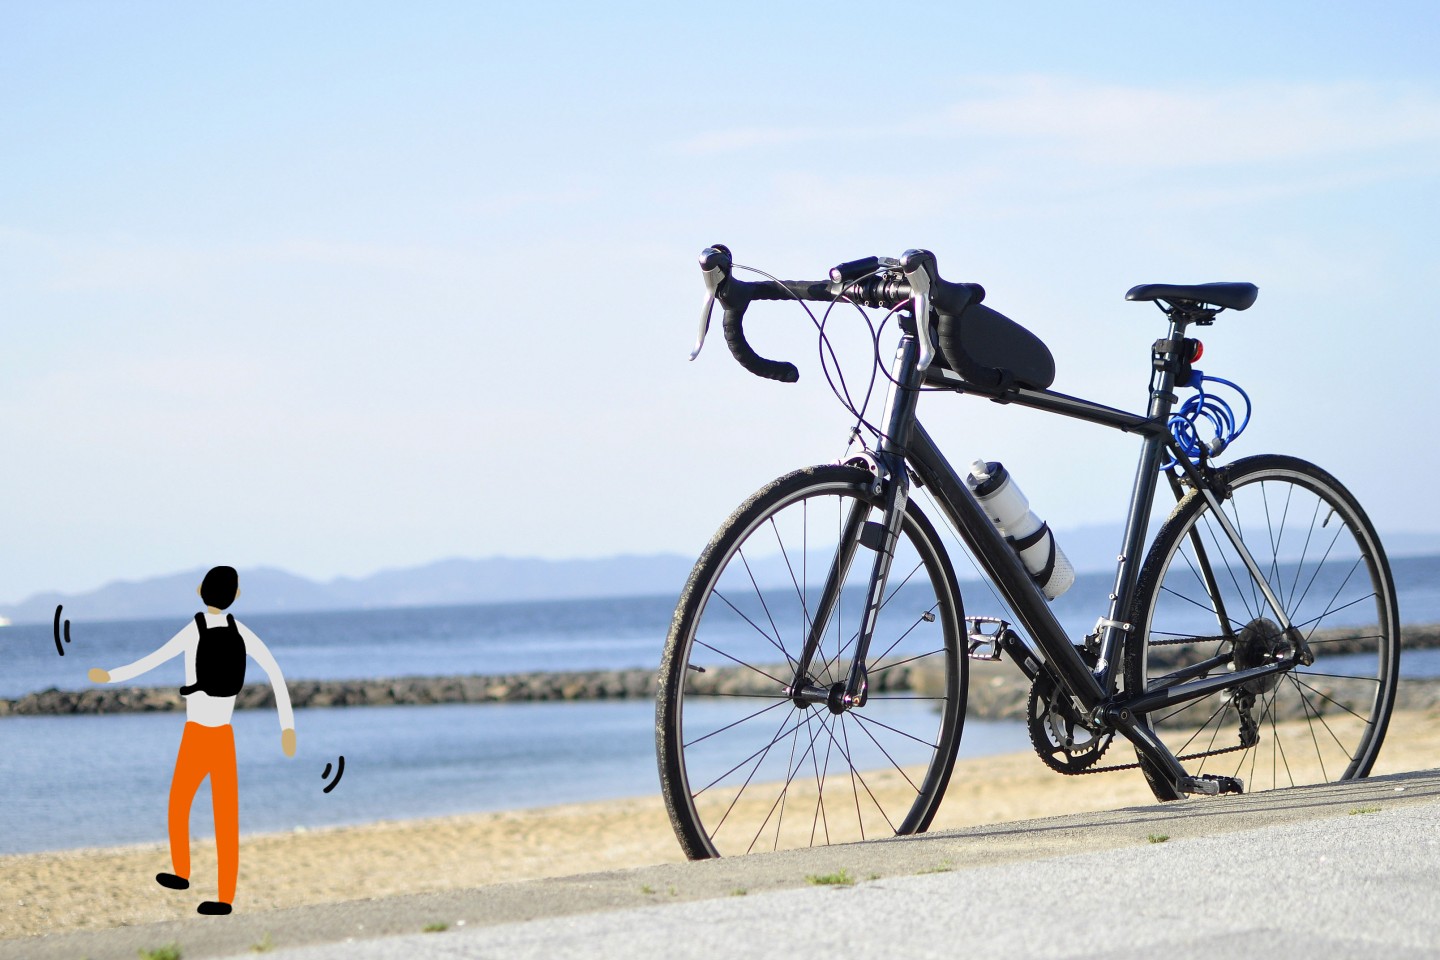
1064, 740, 1252, 776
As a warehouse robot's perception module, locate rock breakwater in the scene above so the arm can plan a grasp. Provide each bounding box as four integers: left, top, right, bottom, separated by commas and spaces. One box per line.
4, 625, 1436, 722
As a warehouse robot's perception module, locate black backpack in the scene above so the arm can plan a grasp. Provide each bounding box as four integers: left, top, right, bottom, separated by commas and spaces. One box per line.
179, 612, 247, 698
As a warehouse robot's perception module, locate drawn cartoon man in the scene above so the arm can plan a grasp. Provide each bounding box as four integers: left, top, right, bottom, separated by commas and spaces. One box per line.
88, 566, 295, 915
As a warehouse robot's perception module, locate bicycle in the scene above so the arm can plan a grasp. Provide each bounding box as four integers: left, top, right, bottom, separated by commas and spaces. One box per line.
655, 245, 1399, 859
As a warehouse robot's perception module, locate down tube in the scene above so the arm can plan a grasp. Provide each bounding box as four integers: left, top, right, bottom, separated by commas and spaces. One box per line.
906, 422, 1105, 707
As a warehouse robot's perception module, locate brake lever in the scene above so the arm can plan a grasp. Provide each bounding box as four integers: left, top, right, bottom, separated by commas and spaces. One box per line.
692, 244, 733, 360
901, 249, 937, 372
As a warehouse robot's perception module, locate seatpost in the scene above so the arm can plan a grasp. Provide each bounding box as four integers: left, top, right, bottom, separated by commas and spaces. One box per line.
845, 329, 923, 702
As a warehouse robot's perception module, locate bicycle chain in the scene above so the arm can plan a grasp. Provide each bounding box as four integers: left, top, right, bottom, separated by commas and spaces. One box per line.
1061, 740, 1252, 776
1147, 635, 1229, 647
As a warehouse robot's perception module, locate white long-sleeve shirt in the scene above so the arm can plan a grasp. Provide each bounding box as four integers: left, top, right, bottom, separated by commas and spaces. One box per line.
106, 613, 294, 730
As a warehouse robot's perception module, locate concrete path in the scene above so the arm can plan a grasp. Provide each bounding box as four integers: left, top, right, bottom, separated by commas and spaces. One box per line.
8, 768, 1440, 960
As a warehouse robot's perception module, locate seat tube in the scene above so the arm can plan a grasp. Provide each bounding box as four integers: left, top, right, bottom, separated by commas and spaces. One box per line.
846, 333, 922, 700
1096, 316, 1185, 689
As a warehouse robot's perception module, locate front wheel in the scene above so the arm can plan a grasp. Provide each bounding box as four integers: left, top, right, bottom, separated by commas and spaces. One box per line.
1126, 455, 1400, 801
656, 465, 967, 859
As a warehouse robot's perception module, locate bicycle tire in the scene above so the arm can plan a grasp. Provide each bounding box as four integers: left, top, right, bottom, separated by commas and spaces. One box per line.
1125, 455, 1400, 801
656, 465, 967, 859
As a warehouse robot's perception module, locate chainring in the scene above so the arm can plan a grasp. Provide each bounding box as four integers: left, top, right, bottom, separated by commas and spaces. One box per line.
1027, 661, 1114, 775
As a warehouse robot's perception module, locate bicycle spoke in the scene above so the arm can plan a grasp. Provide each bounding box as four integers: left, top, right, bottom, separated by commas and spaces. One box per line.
1290, 675, 1371, 724
1291, 592, 1377, 634
683, 699, 789, 749
707, 593, 794, 671
841, 717, 865, 842
1288, 675, 1357, 759
1293, 677, 1329, 782
1168, 697, 1231, 755
737, 549, 795, 671
1292, 670, 1381, 683
693, 637, 789, 688
1160, 583, 1246, 629
1287, 498, 1324, 612
753, 721, 806, 854
872, 647, 947, 672
706, 708, 797, 835
1286, 522, 1348, 619
848, 713, 923, 794
1299, 560, 1368, 640
694, 708, 812, 798
768, 516, 811, 642
868, 601, 941, 668
848, 710, 938, 752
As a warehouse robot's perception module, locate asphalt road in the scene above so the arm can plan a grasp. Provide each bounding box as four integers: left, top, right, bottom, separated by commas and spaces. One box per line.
248, 797, 1440, 960
9, 768, 1440, 960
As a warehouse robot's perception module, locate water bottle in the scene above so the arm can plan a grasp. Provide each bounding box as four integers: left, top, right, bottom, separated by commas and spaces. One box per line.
966, 460, 1075, 600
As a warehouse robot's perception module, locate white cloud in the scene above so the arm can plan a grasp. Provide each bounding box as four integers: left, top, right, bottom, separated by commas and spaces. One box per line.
676, 76, 1440, 170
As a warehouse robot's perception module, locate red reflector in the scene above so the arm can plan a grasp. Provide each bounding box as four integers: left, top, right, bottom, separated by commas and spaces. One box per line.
1191, 340, 1204, 361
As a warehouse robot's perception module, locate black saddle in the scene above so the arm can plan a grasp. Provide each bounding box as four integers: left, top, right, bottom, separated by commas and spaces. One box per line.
1125, 282, 1258, 312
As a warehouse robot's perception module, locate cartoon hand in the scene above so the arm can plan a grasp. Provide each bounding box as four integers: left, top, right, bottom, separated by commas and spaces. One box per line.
281, 728, 296, 757
88, 668, 110, 683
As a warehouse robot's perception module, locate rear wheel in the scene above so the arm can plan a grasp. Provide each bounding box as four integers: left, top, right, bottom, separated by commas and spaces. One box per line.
656, 465, 966, 858
1126, 455, 1399, 800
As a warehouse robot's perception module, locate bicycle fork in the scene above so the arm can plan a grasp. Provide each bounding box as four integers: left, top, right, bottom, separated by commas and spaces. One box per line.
787, 334, 923, 712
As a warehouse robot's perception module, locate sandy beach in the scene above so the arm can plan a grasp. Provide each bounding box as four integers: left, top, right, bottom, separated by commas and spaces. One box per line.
3, 704, 1436, 941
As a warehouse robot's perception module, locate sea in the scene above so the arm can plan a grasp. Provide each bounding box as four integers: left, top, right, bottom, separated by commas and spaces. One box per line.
2, 555, 1438, 856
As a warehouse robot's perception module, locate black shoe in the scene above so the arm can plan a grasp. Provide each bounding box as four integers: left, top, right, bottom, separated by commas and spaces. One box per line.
155, 873, 189, 890
197, 901, 232, 916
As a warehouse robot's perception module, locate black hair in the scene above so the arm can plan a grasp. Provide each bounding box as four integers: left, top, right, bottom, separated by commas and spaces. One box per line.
200, 566, 239, 610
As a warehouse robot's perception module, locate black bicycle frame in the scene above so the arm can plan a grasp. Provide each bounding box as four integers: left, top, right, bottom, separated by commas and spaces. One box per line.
841, 321, 1308, 795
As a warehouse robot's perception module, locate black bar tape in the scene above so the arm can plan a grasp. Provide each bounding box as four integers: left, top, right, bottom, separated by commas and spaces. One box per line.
722, 306, 799, 383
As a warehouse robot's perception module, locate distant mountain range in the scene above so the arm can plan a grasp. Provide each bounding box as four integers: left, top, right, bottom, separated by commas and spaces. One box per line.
7, 526, 1439, 625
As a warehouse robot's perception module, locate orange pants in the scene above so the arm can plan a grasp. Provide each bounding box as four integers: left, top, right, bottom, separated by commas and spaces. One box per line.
168, 721, 239, 904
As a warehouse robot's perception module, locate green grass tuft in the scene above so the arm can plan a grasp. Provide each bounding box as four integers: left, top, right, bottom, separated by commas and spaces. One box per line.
729, 888, 747, 896
423, 922, 448, 933
917, 859, 954, 874
249, 932, 275, 953
640, 883, 654, 894
805, 869, 854, 886
1350, 806, 1381, 815
138, 944, 181, 960
1148, 834, 1170, 844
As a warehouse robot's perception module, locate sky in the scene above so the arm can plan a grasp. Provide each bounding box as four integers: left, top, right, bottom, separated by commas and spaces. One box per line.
0, 1, 1437, 602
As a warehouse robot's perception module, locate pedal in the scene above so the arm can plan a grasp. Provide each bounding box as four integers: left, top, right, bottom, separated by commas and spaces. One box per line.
1180, 774, 1244, 796
966, 617, 1007, 661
